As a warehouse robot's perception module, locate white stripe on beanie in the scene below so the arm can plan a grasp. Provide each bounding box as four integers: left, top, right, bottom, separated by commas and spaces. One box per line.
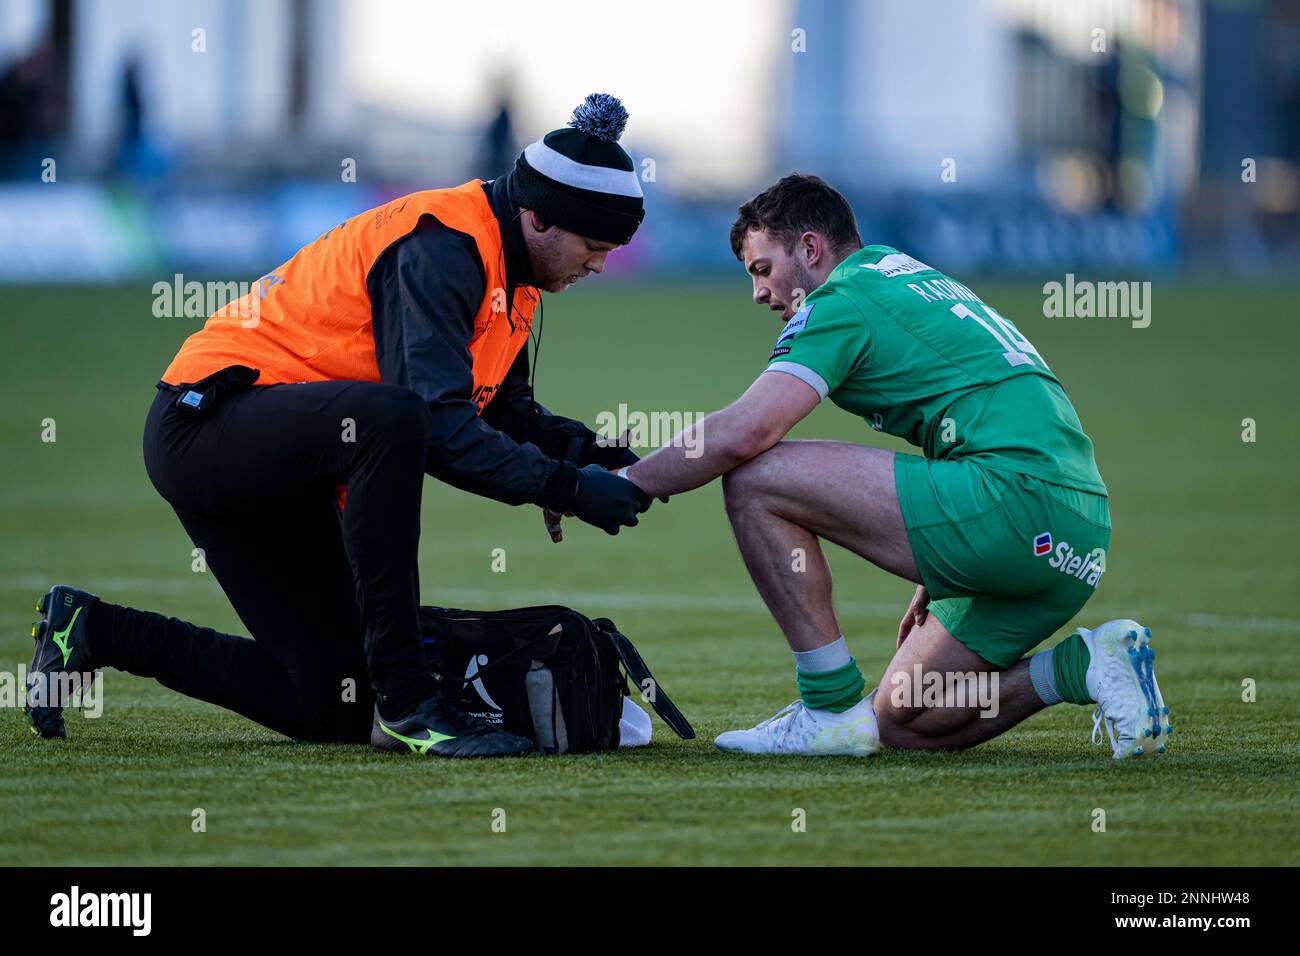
523, 139, 643, 199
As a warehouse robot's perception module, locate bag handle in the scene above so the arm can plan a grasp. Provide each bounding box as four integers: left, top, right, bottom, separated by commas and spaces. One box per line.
594, 619, 696, 740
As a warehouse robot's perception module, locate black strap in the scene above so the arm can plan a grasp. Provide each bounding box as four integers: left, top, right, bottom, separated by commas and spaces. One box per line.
158, 364, 260, 393
595, 619, 696, 740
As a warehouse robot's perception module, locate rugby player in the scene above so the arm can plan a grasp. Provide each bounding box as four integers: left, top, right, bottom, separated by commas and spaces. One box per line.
24, 94, 653, 758
623, 174, 1169, 759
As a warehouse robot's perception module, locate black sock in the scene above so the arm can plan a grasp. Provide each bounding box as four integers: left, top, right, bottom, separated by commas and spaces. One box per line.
84, 600, 118, 669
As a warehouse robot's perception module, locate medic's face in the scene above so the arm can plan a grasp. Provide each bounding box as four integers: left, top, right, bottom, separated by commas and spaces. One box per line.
524, 212, 620, 293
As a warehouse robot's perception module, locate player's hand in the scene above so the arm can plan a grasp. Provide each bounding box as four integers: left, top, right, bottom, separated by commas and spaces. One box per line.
571, 464, 653, 535
580, 434, 669, 502
542, 507, 574, 543
897, 585, 929, 649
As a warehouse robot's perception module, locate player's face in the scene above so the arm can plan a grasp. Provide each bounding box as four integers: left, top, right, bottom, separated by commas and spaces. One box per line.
741, 229, 817, 321
526, 219, 619, 293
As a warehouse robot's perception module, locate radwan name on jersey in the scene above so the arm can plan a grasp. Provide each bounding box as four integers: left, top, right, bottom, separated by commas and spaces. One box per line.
862, 252, 984, 306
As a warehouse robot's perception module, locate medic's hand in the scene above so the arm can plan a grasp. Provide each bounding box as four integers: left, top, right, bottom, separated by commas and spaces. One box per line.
571, 464, 653, 535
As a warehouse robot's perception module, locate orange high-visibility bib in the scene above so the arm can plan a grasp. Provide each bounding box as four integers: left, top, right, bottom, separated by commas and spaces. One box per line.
162, 180, 537, 413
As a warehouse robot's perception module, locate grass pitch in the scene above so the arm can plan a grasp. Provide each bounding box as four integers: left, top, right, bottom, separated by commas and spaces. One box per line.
1, 278, 1297, 866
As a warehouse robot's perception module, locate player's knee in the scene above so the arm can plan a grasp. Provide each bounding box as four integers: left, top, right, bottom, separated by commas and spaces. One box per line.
721, 465, 745, 512
722, 456, 769, 513
873, 691, 925, 748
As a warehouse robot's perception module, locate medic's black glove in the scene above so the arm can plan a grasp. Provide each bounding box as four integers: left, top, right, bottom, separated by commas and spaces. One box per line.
570, 464, 652, 535
579, 438, 640, 471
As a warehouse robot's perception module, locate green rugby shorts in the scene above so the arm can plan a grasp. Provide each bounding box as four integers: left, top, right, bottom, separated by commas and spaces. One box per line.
894, 453, 1111, 668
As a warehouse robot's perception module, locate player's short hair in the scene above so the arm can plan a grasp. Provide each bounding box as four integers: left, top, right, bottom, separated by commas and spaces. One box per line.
729, 173, 862, 261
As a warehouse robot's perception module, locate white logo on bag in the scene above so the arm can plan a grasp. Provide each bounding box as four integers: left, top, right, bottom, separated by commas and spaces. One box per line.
464, 655, 502, 711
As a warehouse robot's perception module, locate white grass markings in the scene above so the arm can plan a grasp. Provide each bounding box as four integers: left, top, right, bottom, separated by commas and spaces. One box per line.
1, 574, 1298, 634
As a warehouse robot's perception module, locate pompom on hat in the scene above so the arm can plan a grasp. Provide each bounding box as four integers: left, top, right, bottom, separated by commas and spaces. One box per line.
511, 93, 645, 245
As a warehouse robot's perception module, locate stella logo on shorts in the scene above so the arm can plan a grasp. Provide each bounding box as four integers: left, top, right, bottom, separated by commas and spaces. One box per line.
1035, 533, 1105, 588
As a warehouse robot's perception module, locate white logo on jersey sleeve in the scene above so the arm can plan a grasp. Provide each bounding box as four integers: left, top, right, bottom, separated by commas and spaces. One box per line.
775, 301, 815, 344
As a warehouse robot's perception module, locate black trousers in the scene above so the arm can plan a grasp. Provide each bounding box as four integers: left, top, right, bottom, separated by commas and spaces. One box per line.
90, 370, 438, 742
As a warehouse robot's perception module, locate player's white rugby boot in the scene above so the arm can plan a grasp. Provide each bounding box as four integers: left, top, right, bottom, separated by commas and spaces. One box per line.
1080, 620, 1171, 759
714, 691, 880, 756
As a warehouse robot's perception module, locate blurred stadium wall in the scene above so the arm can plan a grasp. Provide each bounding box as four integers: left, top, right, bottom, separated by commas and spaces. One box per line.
0, 0, 1296, 283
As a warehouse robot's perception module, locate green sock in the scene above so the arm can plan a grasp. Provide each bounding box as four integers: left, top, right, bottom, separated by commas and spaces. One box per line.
796, 658, 866, 713
1051, 632, 1093, 705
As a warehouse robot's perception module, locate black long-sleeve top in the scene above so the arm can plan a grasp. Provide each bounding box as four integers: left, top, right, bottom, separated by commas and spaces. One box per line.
366, 174, 594, 510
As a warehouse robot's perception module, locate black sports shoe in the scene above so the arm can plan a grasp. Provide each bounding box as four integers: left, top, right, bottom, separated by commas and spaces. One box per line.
24, 585, 100, 739
371, 694, 534, 758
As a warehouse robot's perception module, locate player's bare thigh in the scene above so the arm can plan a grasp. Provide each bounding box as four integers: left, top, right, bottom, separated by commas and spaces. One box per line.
721, 439, 920, 583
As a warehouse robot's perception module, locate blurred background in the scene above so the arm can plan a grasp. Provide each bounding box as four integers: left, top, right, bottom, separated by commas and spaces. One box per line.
3, 1, 1299, 867
0, 0, 1297, 284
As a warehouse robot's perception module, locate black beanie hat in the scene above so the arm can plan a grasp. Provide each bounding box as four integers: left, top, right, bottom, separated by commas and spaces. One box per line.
511, 93, 645, 245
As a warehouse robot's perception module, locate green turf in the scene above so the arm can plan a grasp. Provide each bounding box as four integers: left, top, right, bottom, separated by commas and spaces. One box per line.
1, 278, 1297, 866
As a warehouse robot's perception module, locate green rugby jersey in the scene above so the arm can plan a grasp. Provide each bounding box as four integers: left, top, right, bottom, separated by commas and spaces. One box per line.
766, 246, 1106, 495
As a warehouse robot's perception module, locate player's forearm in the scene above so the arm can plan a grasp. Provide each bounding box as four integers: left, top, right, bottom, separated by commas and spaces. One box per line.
623, 409, 763, 497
